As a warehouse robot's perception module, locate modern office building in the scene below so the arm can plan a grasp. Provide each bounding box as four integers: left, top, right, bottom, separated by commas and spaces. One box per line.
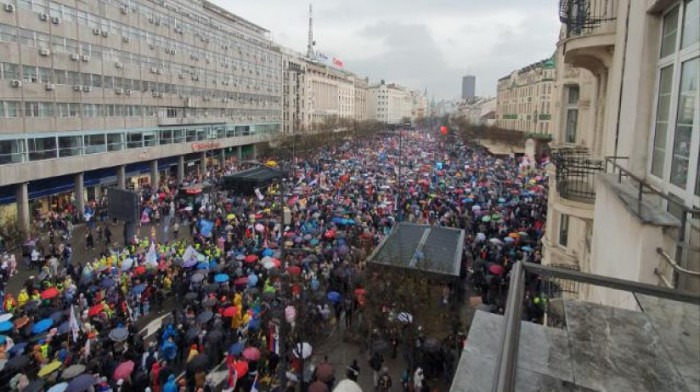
0, 0, 282, 233
461, 75, 475, 100
496, 58, 555, 135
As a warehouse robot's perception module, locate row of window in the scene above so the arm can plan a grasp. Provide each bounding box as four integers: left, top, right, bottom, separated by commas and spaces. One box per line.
0, 63, 281, 104
0, 23, 281, 90
0, 100, 281, 119
0, 123, 281, 164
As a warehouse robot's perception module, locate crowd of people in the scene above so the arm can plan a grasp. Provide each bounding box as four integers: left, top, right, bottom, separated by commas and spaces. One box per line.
0, 128, 549, 392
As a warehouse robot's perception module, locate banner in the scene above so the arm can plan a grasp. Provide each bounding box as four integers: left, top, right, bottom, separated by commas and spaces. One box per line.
254, 188, 264, 201
332, 57, 344, 68
69, 305, 80, 342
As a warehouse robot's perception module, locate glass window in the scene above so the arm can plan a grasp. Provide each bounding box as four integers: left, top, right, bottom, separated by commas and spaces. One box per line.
681, 0, 699, 49
84, 134, 106, 154
54, 69, 67, 85
22, 65, 37, 83
661, 6, 680, 58
160, 130, 172, 144
196, 129, 207, 141
58, 136, 82, 157
186, 129, 196, 142
2, 63, 19, 80
0, 24, 17, 43
67, 71, 80, 85
24, 101, 38, 117
91, 74, 102, 88
143, 131, 157, 146
38, 102, 54, 117
107, 133, 123, 151
0, 139, 25, 164
103, 76, 113, 89
126, 132, 143, 149
4, 101, 19, 117
38, 68, 50, 83
651, 66, 674, 176
173, 129, 185, 143
559, 213, 569, 247
28, 137, 57, 161
670, 57, 698, 188
565, 86, 579, 143
68, 103, 79, 117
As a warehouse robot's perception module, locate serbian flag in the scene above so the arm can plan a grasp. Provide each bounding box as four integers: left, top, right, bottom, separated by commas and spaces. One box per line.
332, 58, 343, 68
268, 324, 280, 355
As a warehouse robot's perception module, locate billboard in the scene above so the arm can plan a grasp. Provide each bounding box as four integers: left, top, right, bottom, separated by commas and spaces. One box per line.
107, 188, 140, 222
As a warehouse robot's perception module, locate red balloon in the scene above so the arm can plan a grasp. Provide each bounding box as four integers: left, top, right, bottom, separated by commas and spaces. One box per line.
440, 126, 447, 135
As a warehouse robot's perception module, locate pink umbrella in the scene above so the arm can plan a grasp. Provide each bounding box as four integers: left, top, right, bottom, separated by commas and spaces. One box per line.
113, 360, 135, 380
488, 264, 505, 276
242, 347, 261, 361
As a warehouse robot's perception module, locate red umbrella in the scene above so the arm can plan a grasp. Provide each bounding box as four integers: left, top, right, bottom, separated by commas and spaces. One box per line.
234, 360, 248, 379
223, 306, 237, 317
113, 360, 135, 380
88, 304, 104, 317
354, 288, 366, 297
323, 230, 335, 239
489, 264, 505, 276
41, 287, 59, 300
244, 255, 258, 264
234, 277, 249, 285
242, 347, 261, 361
288, 266, 301, 275
315, 363, 334, 382
134, 266, 146, 275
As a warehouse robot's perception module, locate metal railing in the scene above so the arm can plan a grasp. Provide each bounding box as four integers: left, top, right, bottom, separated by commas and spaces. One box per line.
491, 260, 700, 392
553, 148, 605, 202
559, 0, 618, 37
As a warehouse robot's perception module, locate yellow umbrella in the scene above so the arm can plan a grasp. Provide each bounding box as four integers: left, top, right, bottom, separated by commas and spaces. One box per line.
227, 213, 235, 220
38, 360, 62, 377
266, 160, 277, 167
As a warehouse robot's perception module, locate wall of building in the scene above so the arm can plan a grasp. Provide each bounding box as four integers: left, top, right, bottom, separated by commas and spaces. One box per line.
496, 59, 555, 135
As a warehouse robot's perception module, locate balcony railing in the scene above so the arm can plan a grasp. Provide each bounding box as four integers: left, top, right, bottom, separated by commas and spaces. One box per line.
553, 148, 604, 203
559, 0, 618, 37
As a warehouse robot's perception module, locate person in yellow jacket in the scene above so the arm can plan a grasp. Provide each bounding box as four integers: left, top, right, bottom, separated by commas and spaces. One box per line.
17, 289, 29, 309
186, 344, 199, 362
3, 293, 16, 313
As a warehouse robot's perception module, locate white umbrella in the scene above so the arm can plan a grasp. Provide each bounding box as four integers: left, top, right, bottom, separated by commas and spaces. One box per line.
397, 312, 413, 323
489, 238, 504, 246
0, 313, 12, 323
472, 205, 481, 211
333, 379, 362, 392
475, 233, 486, 242
293, 342, 313, 359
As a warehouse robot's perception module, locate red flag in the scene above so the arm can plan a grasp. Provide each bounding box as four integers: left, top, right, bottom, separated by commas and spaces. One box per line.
332, 58, 344, 68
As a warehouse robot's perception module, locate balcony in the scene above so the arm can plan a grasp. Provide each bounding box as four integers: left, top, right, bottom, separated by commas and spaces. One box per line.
559, 0, 618, 72
552, 148, 604, 203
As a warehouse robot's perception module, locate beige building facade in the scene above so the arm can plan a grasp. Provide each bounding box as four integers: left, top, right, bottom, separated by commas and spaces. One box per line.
353, 76, 369, 121
543, 0, 700, 307
304, 61, 354, 129
368, 80, 414, 124
280, 48, 307, 134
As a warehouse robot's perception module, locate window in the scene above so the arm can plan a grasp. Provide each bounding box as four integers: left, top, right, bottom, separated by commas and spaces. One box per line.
0, 139, 25, 164
126, 132, 143, 149
22, 65, 37, 83
564, 86, 579, 143
681, 0, 699, 49
24, 101, 39, 117
107, 133, 123, 151
84, 134, 106, 154
58, 136, 82, 157
38, 68, 51, 84
559, 213, 569, 247
1, 63, 18, 80
160, 130, 172, 144
670, 57, 698, 188
28, 137, 57, 161
143, 131, 157, 146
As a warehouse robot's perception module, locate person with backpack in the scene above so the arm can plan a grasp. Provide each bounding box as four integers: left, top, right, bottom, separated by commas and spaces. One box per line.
369, 352, 384, 387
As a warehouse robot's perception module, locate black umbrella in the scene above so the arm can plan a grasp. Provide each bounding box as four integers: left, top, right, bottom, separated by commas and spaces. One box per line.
24, 300, 40, 312
206, 329, 223, 344
202, 297, 216, 307
50, 310, 65, 324
186, 354, 209, 373
5, 354, 30, 370
22, 380, 45, 392
66, 373, 97, 392
61, 364, 86, 379
109, 327, 129, 342
371, 340, 389, 354
185, 327, 200, 342
203, 283, 219, 292
196, 311, 213, 324
184, 292, 198, 302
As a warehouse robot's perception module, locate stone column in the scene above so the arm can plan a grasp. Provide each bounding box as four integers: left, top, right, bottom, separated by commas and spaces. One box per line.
74, 172, 85, 219
150, 160, 159, 189
177, 155, 185, 183
220, 149, 226, 167
237, 146, 243, 160
16, 182, 30, 237
252, 144, 257, 160
116, 165, 126, 189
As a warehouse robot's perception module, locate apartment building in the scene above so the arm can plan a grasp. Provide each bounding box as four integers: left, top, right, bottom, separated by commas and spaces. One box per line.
544, 0, 699, 307
368, 80, 413, 124
304, 60, 353, 128
496, 58, 555, 135
0, 0, 282, 232
353, 75, 368, 121
280, 48, 307, 134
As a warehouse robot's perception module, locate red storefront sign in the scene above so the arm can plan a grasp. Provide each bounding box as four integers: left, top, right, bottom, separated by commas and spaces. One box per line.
191, 141, 222, 151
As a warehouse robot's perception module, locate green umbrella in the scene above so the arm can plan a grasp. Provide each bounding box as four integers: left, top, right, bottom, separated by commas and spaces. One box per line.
482, 216, 491, 222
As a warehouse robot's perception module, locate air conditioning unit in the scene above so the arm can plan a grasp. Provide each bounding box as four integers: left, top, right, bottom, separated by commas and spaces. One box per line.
83, 85, 92, 92
222, 80, 229, 85
125, 89, 131, 95
101, 30, 108, 37
39, 12, 48, 21
222, 45, 228, 50
205, 58, 211, 64
222, 98, 229, 103
39, 48, 51, 56
154, 18, 161, 26
159, 92, 164, 97
70, 53, 79, 61
150, 67, 157, 73
4, 3, 14, 12
122, 36, 130, 43
148, 16, 154, 23
115, 62, 123, 69
115, 88, 124, 94
81, 55, 90, 62
51, 16, 60, 24
92, 27, 101, 35
120, 5, 128, 14
73, 84, 81, 91
10, 80, 21, 88
192, 75, 199, 81
152, 91, 159, 97
45, 83, 54, 91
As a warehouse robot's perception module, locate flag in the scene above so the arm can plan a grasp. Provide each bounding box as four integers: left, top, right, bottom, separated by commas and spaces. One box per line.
308, 177, 317, 187
332, 57, 344, 68
250, 375, 259, 392
69, 305, 80, 342
144, 242, 158, 266
255, 188, 264, 201
268, 324, 280, 355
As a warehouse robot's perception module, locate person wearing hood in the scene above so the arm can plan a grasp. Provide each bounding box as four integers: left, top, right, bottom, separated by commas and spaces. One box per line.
163, 374, 178, 392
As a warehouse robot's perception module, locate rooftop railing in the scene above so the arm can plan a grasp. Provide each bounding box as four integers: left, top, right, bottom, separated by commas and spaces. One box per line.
559, 0, 618, 37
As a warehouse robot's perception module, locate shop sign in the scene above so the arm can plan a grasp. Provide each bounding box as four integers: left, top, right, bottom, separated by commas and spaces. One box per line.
192, 142, 222, 151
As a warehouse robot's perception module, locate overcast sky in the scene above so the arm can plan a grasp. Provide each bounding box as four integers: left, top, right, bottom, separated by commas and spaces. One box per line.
210, 1, 561, 100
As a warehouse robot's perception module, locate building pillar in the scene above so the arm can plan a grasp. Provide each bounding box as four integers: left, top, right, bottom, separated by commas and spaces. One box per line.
177, 155, 185, 183
220, 149, 226, 168
116, 165, 126, 189
150, 160, 159, 189
16, 182, 30, 238
237, 146, 243, 160
200, 152, 207, 176
74, 173, 85, 219
252, 144, 257, 160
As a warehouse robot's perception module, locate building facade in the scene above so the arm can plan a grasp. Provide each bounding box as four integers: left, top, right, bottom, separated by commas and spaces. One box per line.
461, 75, 475, 100
456, 96, 497, 126
304, 60, 353, 128
280, 48, 307, 134
496, 58, 555, 135
543, 0, 700, 307
353, 75, 368, 121
368, 80, 413, 124
0, 0, 282, 232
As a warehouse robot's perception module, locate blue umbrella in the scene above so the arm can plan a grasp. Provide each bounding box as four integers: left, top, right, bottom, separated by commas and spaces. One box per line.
248, 274, 259, 287
462, 198, 473, 203
248, 318, 259, 330
214, 273, 229, 283
101, 278, 115, 289
32, 318, 54, 334
327, 291, 341, 302
0, 321, 13, 332
262, 248, 274, 257
131, 284, 146, 294
228, 342, 244, 355
498, 198, 506, 203
57, 321, 71, 335
66, 374, 97, 392
8, 341, 28, 356
331, 217, 344, 224
521, 246, 534, 252
0, 335, 6, 344
48, 383, 68, 392
196, 262, 209, 270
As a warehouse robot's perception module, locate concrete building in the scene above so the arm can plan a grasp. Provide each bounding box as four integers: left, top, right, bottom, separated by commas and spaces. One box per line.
368, 80, 412, 124
280, 48, 307, 134
543, 0, 700, 308
409, 89, 429, 124
0, 0, 282, 232
304, 60, 353, 129
353, 75, 369, 121
496, 58, 555, 135
461, 75, 475, 100
456, 96, 497, 126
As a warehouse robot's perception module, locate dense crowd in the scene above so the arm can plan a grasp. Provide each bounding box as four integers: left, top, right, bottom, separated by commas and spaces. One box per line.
0, 129, 549, 392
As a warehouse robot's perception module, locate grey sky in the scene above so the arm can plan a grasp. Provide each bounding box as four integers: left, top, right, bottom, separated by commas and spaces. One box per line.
211, 1, 561, 100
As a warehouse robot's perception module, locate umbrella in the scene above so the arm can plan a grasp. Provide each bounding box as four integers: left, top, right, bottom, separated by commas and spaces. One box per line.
235, 254, 246, 261
234, 277, 249, 285
120, 258, 134, 271
196, 310, 213, 324
214, 273, 229, 283
482, 215, 491, 222
489, 238, 504, 246
184, 292, 198, 302
32, 318, 53, 334
202, 297, 217, 307
262, 248, 274, 257
247, 274, 259, 286
371, 339, 389, 353
191, 273, 205, 283
228, 342, 244, 355
57, 321, 70, 335
109, 327, 128, 342
489, 264, 505, 276
504, 237, 515, 243
424, 338, 441, 352
244, 255, 258, 264
521, 246, 534, 252
233, 360, 248, 378
131, 284, 146, 295
327, 291, 341, 302
5, 355, 29, 370
187, 354, 209, 373
100, 278, 116, 289
288, 266, 301, 275
223, 306, 237, 317
0, 320, 12, 332
50, 310, 65, 324
66, 373, 97, 392
113, 360, 135, 380
38, 360, 62, 377
8, 341, 28, 356
0, 313, 11, 323
22, 380, 45, 392
242, 347, 261, 361
14, 315, 29, 329
397, 312, 413, 323
48, 382, 68, 392
293, 342, 312, 359
61, 364, 86, 379
309, 381, 329, 392
182, 258, 198, 268
88, 304, 104, 317
41, 287, 60, 300
333, 379, 362, 392
315, 363, 334, 382
134, 266, 147, 275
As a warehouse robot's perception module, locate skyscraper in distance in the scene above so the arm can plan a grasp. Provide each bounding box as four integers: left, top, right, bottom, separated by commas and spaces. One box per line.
462, 75, 476, 100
